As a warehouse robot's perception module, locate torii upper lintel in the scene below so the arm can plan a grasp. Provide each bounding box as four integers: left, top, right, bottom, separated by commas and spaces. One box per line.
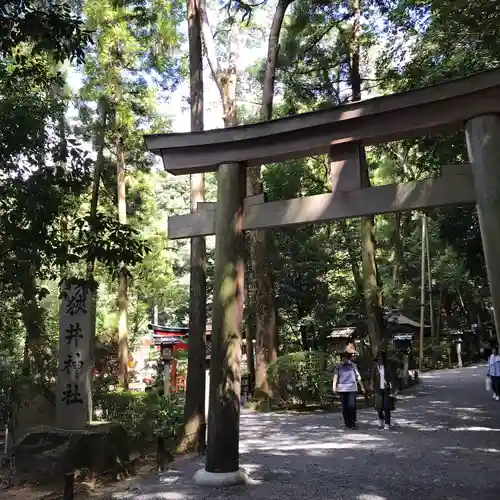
144, 68, 500, 175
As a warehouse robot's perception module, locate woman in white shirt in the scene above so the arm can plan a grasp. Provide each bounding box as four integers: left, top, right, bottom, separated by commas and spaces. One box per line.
332, 352, 365, 429
487, 346, 500, 401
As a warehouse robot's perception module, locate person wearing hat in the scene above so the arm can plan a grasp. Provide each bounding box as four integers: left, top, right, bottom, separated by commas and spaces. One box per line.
332, 351, 365, 429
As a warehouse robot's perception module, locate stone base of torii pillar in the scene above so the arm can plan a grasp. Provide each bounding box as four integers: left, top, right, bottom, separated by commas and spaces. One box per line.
193, 468, 249, 487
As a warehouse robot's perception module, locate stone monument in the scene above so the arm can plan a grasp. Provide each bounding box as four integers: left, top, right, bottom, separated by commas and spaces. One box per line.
56, 279, 96, 430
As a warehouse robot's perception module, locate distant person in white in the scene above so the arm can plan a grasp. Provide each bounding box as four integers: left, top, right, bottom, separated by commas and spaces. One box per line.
487, 346, 500, 401
372, 351, 394, 429
332, 352, 365, 429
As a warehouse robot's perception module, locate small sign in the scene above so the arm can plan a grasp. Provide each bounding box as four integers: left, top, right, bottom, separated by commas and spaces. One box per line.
153, 335, 183, 345
393, 333, 414, 341
161, 346, 173, 360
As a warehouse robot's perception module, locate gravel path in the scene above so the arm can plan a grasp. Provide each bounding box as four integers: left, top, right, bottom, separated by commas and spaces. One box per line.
113, 364, 500, 500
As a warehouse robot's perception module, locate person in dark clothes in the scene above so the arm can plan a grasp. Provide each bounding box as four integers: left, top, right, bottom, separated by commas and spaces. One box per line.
372, 351, 395, 430
332, 352, 365, 429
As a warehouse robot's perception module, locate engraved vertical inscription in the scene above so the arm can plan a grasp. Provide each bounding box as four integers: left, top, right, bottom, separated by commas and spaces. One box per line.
57, 280, 96, 430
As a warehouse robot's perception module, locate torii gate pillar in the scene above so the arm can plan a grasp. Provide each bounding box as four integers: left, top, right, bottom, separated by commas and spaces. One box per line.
193, 162, 249, 486
466, 115, 500, 348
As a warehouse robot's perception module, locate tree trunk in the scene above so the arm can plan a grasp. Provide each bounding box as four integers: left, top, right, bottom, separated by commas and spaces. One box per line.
180, 0, 207, 455
419, 214, 426, 372
247, 0, 293, 399
436, 289, 443, 344
20, 269, 47, 379
249, 226, 276, 398
350, 0, 384, 354
456, 288, 470, 324
86, 98, 108, 279
361, 211, 384, 352
244, 268, 256, 394
392, 212, 405, 285
425, 217, 435, 346
18, 266, 54, 403
300, 325, 309, 350
456, 341, 463, 368
339, 220, 363, 296
245, 322, 256, 396
465, 115, 500, 348
260, 0, 294, 121
116, 135, 129, 390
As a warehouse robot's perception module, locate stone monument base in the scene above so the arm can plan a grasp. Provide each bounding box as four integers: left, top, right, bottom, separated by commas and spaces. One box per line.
193, 467, 249, 487
12, 422, 130, 484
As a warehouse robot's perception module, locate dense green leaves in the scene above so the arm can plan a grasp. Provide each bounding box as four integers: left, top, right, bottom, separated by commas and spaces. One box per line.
0, 0, 186, 389
0, 1, 91, 63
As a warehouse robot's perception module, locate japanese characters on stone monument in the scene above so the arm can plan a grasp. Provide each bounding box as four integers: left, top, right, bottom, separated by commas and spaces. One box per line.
57, 279, 96, 430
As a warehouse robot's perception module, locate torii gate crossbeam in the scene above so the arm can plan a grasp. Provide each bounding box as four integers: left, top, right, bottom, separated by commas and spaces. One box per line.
167, 165, 474, 239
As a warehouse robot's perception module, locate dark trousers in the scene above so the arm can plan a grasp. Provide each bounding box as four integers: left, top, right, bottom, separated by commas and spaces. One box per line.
377, 389, 391, 425
339, 392, 357, 428
491, 376, 500, 396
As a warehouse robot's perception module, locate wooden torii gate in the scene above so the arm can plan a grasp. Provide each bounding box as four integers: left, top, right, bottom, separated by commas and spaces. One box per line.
145, 68, 500, 485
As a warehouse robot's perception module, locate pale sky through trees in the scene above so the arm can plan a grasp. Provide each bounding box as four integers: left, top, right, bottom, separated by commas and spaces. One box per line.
64, 1, 401, 167
66, 2, 271, 141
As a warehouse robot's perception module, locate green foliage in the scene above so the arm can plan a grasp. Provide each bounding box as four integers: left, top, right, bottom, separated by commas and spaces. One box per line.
268, 351, 335, 406
0, 151, 93, 276
0, 1, 91, 63
0, 0, 99, 386
256, 0, 496, 352
72, 0, 189, 354
94, 391, 184, 449
74, 214, 151, 271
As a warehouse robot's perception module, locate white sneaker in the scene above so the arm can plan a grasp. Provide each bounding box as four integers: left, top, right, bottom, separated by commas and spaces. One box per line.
383, 424, 391, 430
493, 393, 497, 400
495, 395, 499, 401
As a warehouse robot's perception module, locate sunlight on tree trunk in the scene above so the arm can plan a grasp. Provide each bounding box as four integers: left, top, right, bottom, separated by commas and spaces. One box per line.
180, 0, 207, 455
116, 135, 129, 390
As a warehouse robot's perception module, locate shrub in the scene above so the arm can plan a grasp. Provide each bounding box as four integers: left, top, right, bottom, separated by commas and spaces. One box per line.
93, 391, 184, 453
268, 351, 335, 407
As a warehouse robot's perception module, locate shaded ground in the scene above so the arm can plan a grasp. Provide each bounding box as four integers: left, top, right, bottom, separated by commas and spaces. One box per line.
0, 456, 158, 500
112, 364, 500, 500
